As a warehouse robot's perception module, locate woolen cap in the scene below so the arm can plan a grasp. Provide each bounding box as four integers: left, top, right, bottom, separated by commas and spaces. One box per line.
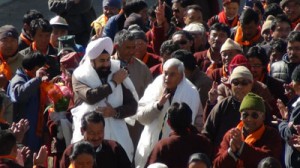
183, 22, 206, 33
228, 54, 251, 73
280, 0, 300, 8
230, 66, 253, 83
240, 92, 265, 113
103, 0, 122, 9
0, 25, 18, 40
85, 37, 114, 60
261, 15, 275, 35
220, 38, 243, 53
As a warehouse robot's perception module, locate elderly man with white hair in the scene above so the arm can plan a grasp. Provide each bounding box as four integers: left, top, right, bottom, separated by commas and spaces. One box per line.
135, 58, 201, 168
71, 37, 138, 161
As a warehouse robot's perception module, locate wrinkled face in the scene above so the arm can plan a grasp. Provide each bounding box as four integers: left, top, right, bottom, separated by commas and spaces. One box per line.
172, 34, 193, 51
231, 77, 253, 101
184, 9, 203, 25
292, 80, 300, 95
248, 57, 264, 80
103, 6, 120, 18
241, 21, 258, 41
221, 49, 240, 67
269, 49, 284, 63
117, 40, 136, 62
50, 28, 68, 48
82, 122, 104, 147
223, 2, 239, 18
272, 22, 291, 40
287, 41, 300, 64
33, 29, 51, 51
262, 29, 272, 42
163, 66, 183, 90
92, 53, 111, 72
0, 37, 18, 58
188, 161, 208, 168
71, 153, 94, 168
283, 1, 300, 21
209, 30, 228, 51
172, 2, 185, 24
134, 39, 148, 60
241, 110, 265, 133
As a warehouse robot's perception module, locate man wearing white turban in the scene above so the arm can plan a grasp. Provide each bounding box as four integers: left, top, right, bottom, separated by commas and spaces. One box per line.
71, 37, 138, 161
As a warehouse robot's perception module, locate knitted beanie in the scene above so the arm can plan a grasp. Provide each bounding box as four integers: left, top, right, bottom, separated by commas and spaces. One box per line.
220, 38, 243, 53
183, 22, 206, 33
280, 0, 300, 8
240, 92, 265, 113
261, 15, 275, 35
230, 65, 253, 83
85, 37, 113, 60
228, 54, 251, 73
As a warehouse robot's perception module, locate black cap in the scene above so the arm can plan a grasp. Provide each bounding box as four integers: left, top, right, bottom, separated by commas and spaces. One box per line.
188, 153, 211, 167
0, 25, 18, 40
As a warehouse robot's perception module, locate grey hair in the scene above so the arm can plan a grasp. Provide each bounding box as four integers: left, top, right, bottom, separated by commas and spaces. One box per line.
163, 58, 185, 74
114, 29, 135, 46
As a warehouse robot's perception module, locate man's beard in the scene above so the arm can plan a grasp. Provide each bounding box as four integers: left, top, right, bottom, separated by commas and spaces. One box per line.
96, 67, 111, 79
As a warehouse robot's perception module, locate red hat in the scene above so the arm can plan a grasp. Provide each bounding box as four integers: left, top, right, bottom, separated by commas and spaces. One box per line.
223, 0, 240, 5
60, 52, 82, 70
228, 54, 250, 74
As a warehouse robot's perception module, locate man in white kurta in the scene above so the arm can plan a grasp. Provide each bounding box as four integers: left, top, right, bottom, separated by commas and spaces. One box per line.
134, 58, 202, 168
71, 37, 138, 161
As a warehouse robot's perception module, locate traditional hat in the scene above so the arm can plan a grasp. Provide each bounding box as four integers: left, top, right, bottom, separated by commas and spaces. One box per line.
58, 35, 77, 56
230, 65, 253, 83
183, 22, 206, 33
240, 92, 265, 113
220, 38, 243, 53
0, 25, 18, 40
85, 37, 114, 60
261, 15, 275, 35
50, 15, 68, 27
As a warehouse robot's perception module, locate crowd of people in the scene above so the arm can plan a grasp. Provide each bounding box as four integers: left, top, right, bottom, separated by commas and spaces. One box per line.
1, 0, 300, 167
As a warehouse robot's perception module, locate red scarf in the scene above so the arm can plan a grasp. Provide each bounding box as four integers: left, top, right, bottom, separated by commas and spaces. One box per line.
292, 17, 300, 29
0, 155, 16, 162
234, 24, 262, 47
0, 52, 12, 80
218, 11, 238, 28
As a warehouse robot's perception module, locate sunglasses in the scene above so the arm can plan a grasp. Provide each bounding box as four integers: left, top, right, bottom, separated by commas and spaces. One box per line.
231, 79, 251, 86
241, 111, 261, 120
174, 40, 188, 45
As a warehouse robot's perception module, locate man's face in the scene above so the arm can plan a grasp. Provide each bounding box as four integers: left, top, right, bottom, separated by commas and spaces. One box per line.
272, 22, 291, 40
134, 39, 148, 60
223, 2, 239, 18
50, 27, 68, 48
172, 2, 185, 24
172, 34, 193, 51
82, 122, 104, 147
33, 29, 51, 50
248, 57, 264, 80
262, 29, 272, 42
241, 21, 258, 41
283, 1, 300, 21
163, 66, 183, 90
221, 49, 240, 68
103, 6, 120, 18
0, 37, 18, 58
93, 53, 111, 73
184, 9, 203, 25
190, 32, 206, 52
231, 77, 253, 101
117, 40, 135, 62
208, 30, 228, 51
241, 110, 265, 133
72, 153, 94, 168
287, 41, 300, 63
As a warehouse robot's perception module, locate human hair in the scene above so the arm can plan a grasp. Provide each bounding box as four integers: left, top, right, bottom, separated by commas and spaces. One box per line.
22, 52, 46, 71
240, 8, 259, 25
160, 40, 180, 56
209, 23, 231, 37
257, 157, 282, 168
253, 1, 264, 16
30, 18, 52, 37
81, 111, 105, 131
163, 58, 185, 74
172, 0, 193, 8
171, 49, 196, 71
0, 130, 16, 155
263, 3, 283, 20
114, 29, 135, 46
172, 30, 194, 42
23, 9, 43, 25
167, 102, 192, 134
246, 46, 269, 66
270, 14, 291, 31
186, 4, 202, 14
69, 141, 96, 161
269, 38, 287, 54
287, 31, 300, 43
148, 3, 173, 23
123, 0, 148, 17
266, 0, 281, 5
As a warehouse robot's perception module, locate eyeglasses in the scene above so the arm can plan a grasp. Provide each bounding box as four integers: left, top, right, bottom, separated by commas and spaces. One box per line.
174, 40, 188, 45
231, 79, 251, 86
241, 111, 261, 120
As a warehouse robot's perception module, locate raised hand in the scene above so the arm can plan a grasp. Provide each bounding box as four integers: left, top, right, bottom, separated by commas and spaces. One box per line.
33, 145, 48, 167
157, 88, 171, 107
155, 0, 166, 26
229, 128, 243, 153
10, 119, 30, 143
208, 81, 218, 103
277, 99, 288, 120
